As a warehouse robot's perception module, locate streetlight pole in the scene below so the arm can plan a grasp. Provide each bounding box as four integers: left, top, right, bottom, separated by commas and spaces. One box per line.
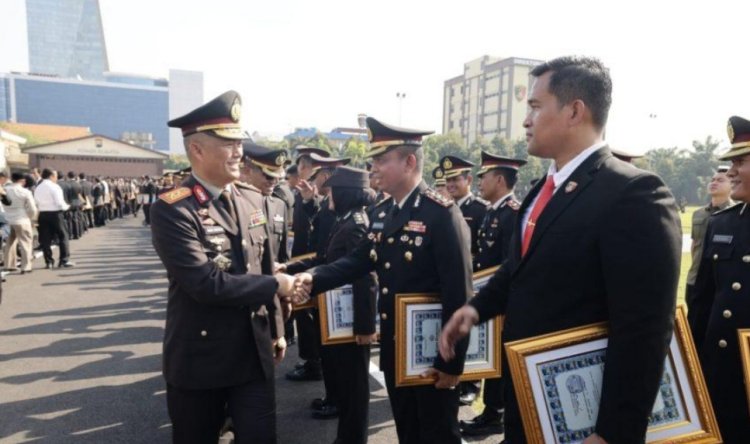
396, 92, 406, 125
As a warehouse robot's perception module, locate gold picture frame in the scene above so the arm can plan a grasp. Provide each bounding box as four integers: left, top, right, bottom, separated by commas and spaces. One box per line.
318, 285, 356, 345
505, 305, 721, 444
738, 328, 750, 417
395, 293, 502, 387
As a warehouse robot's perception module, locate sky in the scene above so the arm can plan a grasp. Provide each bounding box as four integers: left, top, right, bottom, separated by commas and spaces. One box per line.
1, 0, 749, 154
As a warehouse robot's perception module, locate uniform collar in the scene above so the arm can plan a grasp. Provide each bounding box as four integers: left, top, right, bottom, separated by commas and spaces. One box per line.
397, 182, 422, 209
192, 173, 231, 200
491, 192, 514, 210
547, 141, 607, 192
456, 192, 473, 207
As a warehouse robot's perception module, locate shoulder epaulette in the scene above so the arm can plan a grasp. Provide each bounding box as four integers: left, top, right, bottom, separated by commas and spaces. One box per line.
713, 202, 744, 216
159, 187, 192, 204
352, 211, 368, 226
422, 188, 452, 208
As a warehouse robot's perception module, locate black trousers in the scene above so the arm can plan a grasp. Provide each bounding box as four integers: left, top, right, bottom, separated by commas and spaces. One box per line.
94, 206, 107, 226
142, 204, 152, 225
483, 376, 505, 410
295, 308, 320, 361
84, 208, 95, 228
327, 342, 371, 444
384, 366, 462, 444
167, 378, 276, 444
38, 211, 70, 265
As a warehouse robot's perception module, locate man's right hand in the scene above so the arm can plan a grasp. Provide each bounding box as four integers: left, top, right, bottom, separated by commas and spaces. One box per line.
438, 305, 479, 361
296, 180, 316, 201
292, 273, 313, 305
274, 273, 296, 301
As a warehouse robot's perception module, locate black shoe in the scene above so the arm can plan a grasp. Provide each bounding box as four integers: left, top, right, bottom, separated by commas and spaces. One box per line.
285, 366, 323, 381
59, 261, 76, 268
294, 361, 306, 370
310, 397, 330, 410
311, 403, 339, 419
20, 270, 32, 275
460, 409, 504, 437
45, 262, 53, 269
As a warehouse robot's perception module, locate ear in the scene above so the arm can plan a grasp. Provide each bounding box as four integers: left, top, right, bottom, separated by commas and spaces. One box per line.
568, 99, 587, 127
466, 175, 473, 185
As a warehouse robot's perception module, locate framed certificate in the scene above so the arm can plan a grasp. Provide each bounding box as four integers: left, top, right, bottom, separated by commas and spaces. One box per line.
738, 328, 750, 416
505, 305, 721, 444
318, 285, 355, 344
395, 293, 501, 387
472, 265, 500, 293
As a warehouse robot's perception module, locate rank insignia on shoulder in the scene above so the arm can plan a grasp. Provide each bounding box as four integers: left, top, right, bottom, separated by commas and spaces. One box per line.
159, 187, 192, 204
422, 188, 452, 207
353, 212, 367, 225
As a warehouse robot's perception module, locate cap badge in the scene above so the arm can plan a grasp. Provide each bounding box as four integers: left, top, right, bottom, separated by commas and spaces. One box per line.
728, 121, 735, 142
435, 169, 444, 179
443, 159, 453, 169
230, 98, 241, 122
276, 154, 286, 166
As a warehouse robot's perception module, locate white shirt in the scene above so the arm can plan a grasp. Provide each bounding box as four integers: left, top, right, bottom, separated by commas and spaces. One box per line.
193, 173, 232, 200
34, 179, 70, 212
491, 192, 515, 211
4, 183, 38, 224
456, 193, 473, 208
521, 142, 607, 238
396, 182, 423, 209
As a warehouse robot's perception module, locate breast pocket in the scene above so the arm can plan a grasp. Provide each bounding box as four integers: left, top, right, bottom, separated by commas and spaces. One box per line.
704, 242, 733, 262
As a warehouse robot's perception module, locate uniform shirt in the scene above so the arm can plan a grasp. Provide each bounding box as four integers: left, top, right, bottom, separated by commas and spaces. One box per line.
34, 179, 70, 212
475, 192, 518, 271
3, 183, 38, 224
522, 141, 607, 238
687, 200, 733, 285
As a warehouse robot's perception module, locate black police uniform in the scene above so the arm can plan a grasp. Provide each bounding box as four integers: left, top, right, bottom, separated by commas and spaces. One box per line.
152, 90, 282, 444
459, 194, 488, 269
474, 194, 519, 272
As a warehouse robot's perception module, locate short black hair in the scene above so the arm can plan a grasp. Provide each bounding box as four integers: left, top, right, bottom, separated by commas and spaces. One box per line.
531, 56, 612, 130
67, 171, 76, 179
79, 173, 86, 180
286, 165, 298, 176
491, 168, 518, 189
42, 168, 54, 179
331, 187, 376, 217
11, 172, 24, 182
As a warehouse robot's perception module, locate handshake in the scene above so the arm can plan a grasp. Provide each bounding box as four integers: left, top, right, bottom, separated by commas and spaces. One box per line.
273, 269, 314, 306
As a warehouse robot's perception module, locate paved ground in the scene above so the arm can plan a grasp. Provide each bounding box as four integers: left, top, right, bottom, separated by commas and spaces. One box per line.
0, 216, 501, 444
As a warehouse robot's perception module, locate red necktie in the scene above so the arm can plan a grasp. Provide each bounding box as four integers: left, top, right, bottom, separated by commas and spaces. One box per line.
521, 176, 555, 257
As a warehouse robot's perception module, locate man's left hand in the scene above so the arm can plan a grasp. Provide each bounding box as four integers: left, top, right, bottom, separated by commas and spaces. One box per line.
420, 367, 460, 390
273, 337, 287, 365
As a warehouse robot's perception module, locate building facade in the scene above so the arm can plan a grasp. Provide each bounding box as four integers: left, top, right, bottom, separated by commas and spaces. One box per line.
24, 135, 168, 177
26, 0, 109, 80
443, 56, 545, 146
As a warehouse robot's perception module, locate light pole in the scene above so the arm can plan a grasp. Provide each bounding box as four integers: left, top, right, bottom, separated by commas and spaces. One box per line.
396, 92, 406, 125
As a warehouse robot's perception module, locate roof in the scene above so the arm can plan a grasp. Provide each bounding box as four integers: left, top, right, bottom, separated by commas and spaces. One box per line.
22, 134, 169, 159
0, 122, 91, 145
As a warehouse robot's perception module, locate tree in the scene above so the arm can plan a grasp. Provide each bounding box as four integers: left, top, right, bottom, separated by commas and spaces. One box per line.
340, 137, 368, 168
164, 154, 190, 171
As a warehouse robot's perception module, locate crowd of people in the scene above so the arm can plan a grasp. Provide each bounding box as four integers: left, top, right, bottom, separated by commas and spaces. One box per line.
0, 169, 181, 282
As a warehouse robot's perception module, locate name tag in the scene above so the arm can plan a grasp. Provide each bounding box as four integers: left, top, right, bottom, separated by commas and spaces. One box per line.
371, 222, 384, 230
205, 226, 224, 235
713, 234, 733, 244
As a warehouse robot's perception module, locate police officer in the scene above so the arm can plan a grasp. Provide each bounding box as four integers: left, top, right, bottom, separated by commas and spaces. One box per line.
286, 146, 331, 382
287, 153, 350, 419
689, 115, 750, 443
240, 142, 291, 265
439, 155, 488, 405
151, 90, 298, 444
460, 152, 525, 438
685, 165, 733, 307
440, 155, 488, 271
295, 117, 473, 443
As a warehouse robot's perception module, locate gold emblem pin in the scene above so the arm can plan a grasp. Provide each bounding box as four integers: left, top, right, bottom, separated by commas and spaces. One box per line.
565, 181, 578, 193
370, 249, 378, 262
443, 159, 453, 169
404, 251, 413, 261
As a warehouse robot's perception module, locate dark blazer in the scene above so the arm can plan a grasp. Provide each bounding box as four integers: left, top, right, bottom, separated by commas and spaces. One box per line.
459, 194, 488, 266
310, 181, 473, 375
475, 194, 519, 271
150, 175, 281, 390
291, 193, 319, 256
689, 202, 750, 441
470, 147, 682, 443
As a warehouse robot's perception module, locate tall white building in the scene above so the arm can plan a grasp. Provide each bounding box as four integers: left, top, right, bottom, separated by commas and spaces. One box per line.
443, 56, 544, 146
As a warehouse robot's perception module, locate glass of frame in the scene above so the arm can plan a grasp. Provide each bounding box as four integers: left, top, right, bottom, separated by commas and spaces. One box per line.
395, 292, 502, 387
738, 328, 750, 417
504, 305, 721, 444
318, 284, 355, 345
